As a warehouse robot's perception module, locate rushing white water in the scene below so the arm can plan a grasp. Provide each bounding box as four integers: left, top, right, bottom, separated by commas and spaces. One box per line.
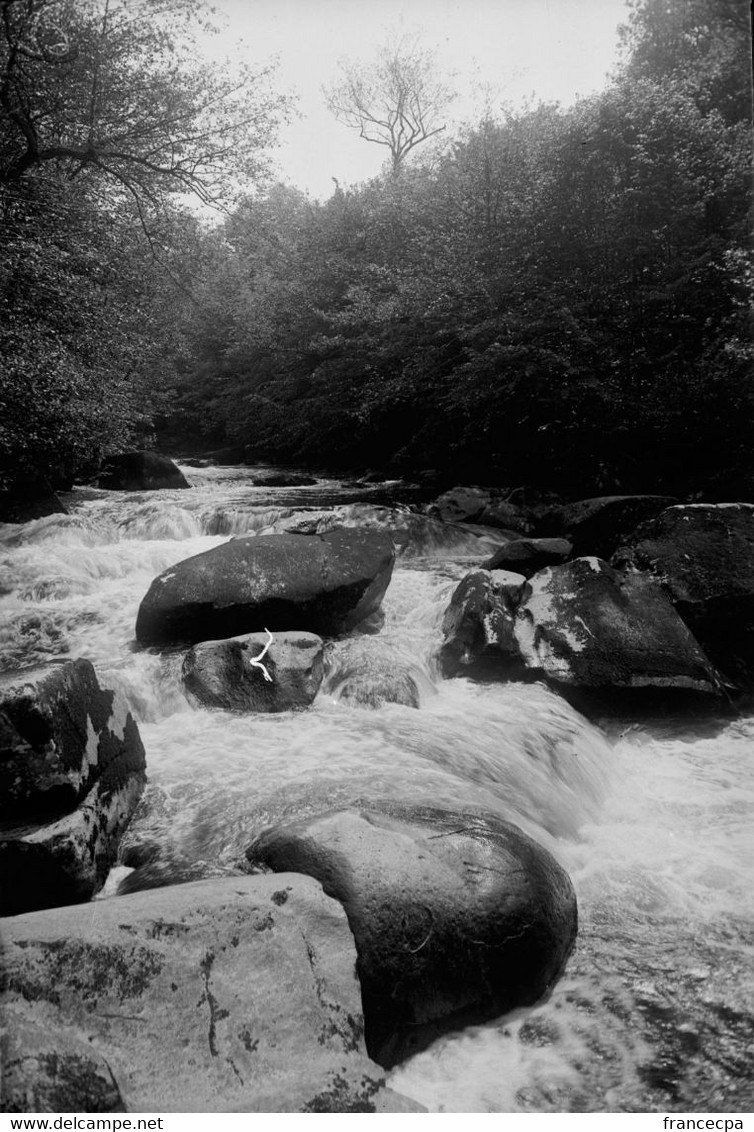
1, 465, 752, 1113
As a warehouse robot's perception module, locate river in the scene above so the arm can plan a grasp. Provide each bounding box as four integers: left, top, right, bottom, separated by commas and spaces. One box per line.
1, 464, 752, 1113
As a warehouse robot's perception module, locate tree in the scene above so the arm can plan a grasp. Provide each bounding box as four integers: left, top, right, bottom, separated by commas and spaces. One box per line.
324, 33, 454, 173
0, 0, 291, 491
0, 0, 291, 209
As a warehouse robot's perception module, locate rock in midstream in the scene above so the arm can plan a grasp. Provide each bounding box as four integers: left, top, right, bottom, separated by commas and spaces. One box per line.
135, 528, 396, 646
248, 802, 578, 1068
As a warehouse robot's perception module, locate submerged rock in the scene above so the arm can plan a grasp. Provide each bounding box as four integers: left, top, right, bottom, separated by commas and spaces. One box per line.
613, 503, 754, 687
135, 528, 396, 646
182, 631, 324, 712
97, 451, 190, 492
484, 537, 573, 577
323, 638, 426, 709
248, 803, 578, 1068
0, 874, 422, 1112
0, 660, 146, 914
539, 495, 677, 559
514, 557, 722, 695
438, 569, 523, 677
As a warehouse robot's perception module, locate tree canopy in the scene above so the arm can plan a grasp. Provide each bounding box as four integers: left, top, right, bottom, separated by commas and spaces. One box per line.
0, 0, 291, 490
3, 0, 752, 503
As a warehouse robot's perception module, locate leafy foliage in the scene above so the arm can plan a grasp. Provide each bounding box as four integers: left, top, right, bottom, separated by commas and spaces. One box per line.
171, 0, 752, 496
0, 0, 289, 491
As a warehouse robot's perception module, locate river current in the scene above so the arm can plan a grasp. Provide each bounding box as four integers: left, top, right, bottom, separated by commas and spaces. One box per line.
1, 465, 752, 1113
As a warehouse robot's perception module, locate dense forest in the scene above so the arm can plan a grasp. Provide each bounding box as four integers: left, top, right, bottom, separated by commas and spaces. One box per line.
1, 0, 752, 500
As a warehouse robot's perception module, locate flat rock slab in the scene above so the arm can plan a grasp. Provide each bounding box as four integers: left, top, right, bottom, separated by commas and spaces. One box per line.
135, 528, 396, 647
0, 874, 422, 1113
248, 804, 578, 1068
182, 631, 324, 712
515, 557, 722, 693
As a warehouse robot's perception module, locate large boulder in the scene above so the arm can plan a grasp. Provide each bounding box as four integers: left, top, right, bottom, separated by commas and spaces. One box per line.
182, 631, 324, 712
135, 528, 396, 647
0, 476, 68, 524
538, 495, 677, 559
438, 569, 523, 677
613, 503, 754, 685
248, 804, 578, 1068
484, 537, 573, 577
0, 874, 422, 1112
0, 660, 146, 914
514, 557, 722, 695
97, 452, 190, 491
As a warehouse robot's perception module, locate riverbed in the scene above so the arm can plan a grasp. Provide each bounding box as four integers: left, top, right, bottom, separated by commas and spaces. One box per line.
1, 465, 752, 1113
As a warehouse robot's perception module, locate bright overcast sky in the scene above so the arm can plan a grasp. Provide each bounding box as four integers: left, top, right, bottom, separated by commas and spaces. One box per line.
206, 0, 630, 200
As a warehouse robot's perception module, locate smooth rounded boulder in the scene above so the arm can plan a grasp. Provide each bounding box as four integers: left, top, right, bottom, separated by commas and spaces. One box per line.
247, 803, 578, 1068
135, 528, 396, 646
514, 557, 722, 694
182, 631, 324, 712
0, 659, 146, 914
613, 503, 754, 686
97, 451, 190, 491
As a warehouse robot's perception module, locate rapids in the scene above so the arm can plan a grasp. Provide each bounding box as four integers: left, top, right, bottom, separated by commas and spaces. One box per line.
1, 464, 752, 1113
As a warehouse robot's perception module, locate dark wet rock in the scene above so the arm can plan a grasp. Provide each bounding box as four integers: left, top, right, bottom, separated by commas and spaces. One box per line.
438, 569, 524, 677
539, 495, 677, 558
428, 486, 491, 524
135, 528, 396, 647
0, 476, 68, 524
248, 803, 578, 1068
250, 471, 318, 487
0, 660, 144, 821
484, 537, 573, 577
182, 631, 324, 712
1, 1014, 126, 1112
97, 452, 190, 492
613, 503, 754, 686
514, 557, 722, 695
0, 874, 422, 1112
477, 498, 531, 533
0, 660, 146, 915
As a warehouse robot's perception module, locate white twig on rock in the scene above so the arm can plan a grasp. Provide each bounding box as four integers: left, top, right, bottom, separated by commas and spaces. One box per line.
250, 628, 274, 682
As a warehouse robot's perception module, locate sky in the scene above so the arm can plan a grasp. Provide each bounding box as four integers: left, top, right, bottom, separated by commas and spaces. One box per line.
205, 0, 631, 200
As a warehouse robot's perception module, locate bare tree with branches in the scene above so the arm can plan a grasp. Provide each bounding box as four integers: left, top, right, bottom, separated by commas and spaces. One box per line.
324, 33, 455, 174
